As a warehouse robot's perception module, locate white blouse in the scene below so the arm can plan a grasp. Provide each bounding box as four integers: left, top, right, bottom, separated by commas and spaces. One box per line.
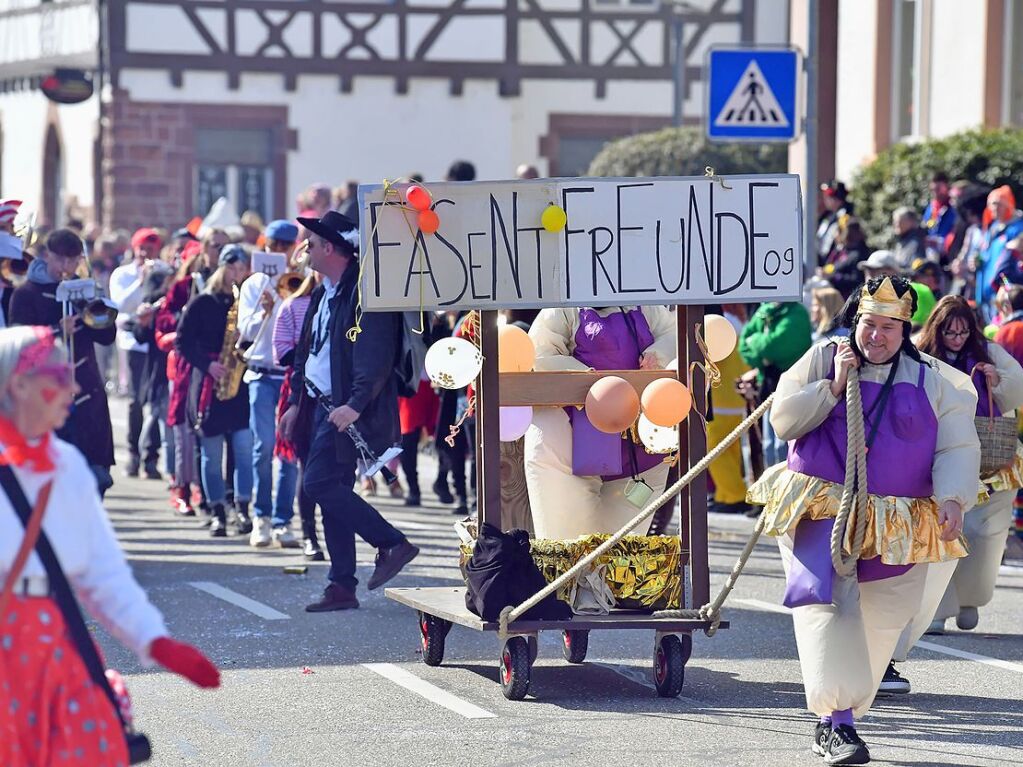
0, 436, 167, 662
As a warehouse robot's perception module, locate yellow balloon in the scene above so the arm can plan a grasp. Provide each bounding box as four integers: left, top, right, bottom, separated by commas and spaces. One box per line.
541, 204, 567, 233
704, 314, 738, 362
498, 324, 536, 372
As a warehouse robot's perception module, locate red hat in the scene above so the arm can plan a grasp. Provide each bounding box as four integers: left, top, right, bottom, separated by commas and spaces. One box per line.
131, 227, 162, 250
180, 239, 202, 262
0, 199, 22, 226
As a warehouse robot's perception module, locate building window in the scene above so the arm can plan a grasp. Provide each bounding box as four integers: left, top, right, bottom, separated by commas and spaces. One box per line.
1005, 0, 1023, 125
891, 0, 918, 139
194, 128, 274, 221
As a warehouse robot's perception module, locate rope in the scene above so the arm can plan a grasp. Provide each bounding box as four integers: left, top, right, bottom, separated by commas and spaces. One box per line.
830, 365, 869, 576
497, 392, 776, 638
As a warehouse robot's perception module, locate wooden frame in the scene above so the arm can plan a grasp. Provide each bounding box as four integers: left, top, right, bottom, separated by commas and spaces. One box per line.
474, 306, 709, 608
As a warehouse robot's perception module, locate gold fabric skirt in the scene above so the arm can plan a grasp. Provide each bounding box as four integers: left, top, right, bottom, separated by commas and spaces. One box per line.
747, 465, 969, 565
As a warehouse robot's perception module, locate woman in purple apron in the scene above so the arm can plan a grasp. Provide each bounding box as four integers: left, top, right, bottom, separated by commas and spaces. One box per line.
524, 306, 675, 540
747, 277, 978, 766
890, 296, 1023, 671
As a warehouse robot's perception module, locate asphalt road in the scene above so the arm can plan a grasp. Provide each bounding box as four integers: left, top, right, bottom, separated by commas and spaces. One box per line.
97, 399, 1023, 767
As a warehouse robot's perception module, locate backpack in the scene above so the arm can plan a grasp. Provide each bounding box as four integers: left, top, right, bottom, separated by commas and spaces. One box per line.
394, 311, 428, 397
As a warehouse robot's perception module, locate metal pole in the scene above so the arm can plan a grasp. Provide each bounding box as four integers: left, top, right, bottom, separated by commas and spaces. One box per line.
672, 12, 684, 127
803, 0, 819, 279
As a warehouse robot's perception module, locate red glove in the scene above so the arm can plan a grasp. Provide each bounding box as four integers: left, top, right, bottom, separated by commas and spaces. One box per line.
149, 637, 220, 689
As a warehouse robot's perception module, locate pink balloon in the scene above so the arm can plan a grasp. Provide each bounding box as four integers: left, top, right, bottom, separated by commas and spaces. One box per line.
499, 406, 533, 442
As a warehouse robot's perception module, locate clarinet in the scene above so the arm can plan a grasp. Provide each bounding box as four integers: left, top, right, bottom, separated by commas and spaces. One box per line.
304, 380, 399, 485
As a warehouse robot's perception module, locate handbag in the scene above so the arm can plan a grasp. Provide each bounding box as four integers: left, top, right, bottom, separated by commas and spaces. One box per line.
971, 366, 1018, 477
567, 563, 615, 616
0, 465, 152, 764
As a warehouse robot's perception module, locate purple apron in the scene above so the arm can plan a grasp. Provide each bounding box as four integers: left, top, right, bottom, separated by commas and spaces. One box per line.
782, 357, 935, 606
570, 308, 663, 481
953, 350, 1001, 418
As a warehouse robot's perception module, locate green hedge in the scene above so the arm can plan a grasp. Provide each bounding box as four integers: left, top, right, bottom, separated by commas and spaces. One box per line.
586, 127, 788, 179
852, 127, 1023, 248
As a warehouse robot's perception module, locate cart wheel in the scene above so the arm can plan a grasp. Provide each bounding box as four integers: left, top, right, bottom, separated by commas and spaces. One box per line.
653, 635, 686, 698
418, 612, 451, 667
562, 630, 589, 664
526, 635, 539, 665
499, 637, 531, 700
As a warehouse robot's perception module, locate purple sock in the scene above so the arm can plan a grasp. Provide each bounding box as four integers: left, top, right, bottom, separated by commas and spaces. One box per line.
831, 708, 854, 727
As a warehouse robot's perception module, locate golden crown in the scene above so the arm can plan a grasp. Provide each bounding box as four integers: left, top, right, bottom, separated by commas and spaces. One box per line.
859, 276, 913, 322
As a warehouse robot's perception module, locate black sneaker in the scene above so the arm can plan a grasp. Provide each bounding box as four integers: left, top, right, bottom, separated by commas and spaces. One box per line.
432, 479, 454, 505
123, 460, 140, 479
232, 502, 253, 536
877, 660, 910, 696
812, 720, 831, 757
143, 463, 163, 481
824, 724, 870, 765
303, 538, 326, 562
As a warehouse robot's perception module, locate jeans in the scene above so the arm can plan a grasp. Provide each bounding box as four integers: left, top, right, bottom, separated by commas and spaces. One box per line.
173, 422, 197, 487
303, 408, 404, 590
199, 430, 253, 506
127, 350, 160, 466
762, 409, 788, 468
249, 375, 297, 526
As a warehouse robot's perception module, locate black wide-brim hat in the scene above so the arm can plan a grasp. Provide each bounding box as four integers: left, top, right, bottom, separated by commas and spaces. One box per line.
296, 210, 359, 253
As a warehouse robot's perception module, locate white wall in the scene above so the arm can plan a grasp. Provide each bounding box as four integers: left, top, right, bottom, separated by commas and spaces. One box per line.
0, 91, 99, 220
834, 0, 879, 181
928, 0, 986, 136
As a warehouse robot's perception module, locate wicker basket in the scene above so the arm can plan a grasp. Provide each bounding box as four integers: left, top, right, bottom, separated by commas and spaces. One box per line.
976, 413, 1018, 477
972, 365, 1018, 477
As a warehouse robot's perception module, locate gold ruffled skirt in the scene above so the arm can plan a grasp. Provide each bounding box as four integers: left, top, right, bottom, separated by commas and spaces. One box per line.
747, 465, 968, 565
981, 444, 1023, 492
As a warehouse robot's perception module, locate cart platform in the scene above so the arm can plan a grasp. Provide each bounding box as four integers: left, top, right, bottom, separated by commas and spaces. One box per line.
386, 586, 730, 633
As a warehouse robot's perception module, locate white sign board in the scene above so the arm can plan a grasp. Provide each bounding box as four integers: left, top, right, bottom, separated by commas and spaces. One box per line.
359, 174, 802, 311
251, 252, 288, 279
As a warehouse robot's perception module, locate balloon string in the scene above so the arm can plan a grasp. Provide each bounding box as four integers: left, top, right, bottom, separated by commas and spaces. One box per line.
347, 177, 432, 343
445, 395, 476, 448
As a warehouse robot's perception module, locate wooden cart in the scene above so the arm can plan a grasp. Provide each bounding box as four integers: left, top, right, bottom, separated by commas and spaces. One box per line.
386, 307, 725, 700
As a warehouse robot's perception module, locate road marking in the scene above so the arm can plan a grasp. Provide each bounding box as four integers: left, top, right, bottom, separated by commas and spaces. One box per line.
733, 598, 1023, 673
362, 663, 496, 719
915, 641, 1023, 674
188, 582, 290, 620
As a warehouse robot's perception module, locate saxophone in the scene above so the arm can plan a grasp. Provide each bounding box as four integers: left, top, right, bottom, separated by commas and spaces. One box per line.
215, 286, 246, 400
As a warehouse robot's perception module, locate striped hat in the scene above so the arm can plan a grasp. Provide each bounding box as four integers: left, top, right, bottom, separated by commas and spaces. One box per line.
0, 199, 22, 226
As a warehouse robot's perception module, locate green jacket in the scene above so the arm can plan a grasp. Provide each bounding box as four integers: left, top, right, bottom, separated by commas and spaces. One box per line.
739, 302, 813, 382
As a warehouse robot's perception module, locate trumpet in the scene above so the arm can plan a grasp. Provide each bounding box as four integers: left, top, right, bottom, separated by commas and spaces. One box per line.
275, 270, 306, 299
0, 255, 30, 285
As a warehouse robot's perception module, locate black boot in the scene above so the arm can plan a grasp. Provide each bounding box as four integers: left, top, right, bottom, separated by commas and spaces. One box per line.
432, 478, 454, 504
209, 503, 227, 537
233, 501, 253, 536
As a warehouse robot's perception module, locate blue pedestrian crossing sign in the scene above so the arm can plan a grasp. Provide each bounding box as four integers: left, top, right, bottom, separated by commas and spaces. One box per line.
706, 46, 801, 142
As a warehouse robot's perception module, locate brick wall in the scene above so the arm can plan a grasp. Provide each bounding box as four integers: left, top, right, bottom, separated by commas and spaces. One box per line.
101, 91, 290, 231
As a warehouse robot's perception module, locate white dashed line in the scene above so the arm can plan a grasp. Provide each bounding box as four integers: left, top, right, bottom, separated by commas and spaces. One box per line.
188, 581, 290, 620
362, 663, 497, 719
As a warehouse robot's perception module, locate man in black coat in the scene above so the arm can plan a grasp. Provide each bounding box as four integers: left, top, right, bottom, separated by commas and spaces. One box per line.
281, 210, 419, 612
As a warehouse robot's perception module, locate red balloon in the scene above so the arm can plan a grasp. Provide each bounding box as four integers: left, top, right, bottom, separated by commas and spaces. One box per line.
418, 209, 440, 235
406, 185, 431, 212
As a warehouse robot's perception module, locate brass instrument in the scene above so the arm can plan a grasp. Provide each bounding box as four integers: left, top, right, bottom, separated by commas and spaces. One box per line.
0, 255, 30, 285
275, 271, 306, 299
215, 286, 246, 400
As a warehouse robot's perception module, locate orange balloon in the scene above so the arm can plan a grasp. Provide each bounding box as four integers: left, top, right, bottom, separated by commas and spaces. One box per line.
406, 185, 431, 212
498, 324, 536, 372
418, 209, 440, 235
585, 376, 640, 434
640, 377, 692, 427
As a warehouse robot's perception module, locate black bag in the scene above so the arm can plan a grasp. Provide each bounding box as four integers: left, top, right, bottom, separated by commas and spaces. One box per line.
464, 523, 571, 621
0, 465, 152, 764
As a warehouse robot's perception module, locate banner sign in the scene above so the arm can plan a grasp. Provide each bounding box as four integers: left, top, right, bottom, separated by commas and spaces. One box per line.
359, 174, 803, 311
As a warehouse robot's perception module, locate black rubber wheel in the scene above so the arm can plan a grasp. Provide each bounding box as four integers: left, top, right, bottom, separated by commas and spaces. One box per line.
653, 634, 686, 698
499, 637, 531, 700
562, 629, 589, 664
418, 612, 451, 667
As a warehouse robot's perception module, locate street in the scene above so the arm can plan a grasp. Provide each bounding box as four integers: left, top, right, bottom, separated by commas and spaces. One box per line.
98, 399, 1023, 767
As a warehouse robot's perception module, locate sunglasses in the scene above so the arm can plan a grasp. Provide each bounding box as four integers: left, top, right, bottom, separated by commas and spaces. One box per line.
29, 363, 74, 388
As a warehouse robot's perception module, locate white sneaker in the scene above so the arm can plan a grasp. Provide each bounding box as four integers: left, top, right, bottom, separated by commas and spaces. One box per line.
272, 525, 301, 549
250, 517, 272, 548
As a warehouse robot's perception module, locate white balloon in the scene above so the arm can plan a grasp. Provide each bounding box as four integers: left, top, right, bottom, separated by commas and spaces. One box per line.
638, 413, 679, 455
665, 357, 678, 371
704, 314, 738, 363
425, 337, 483, 390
